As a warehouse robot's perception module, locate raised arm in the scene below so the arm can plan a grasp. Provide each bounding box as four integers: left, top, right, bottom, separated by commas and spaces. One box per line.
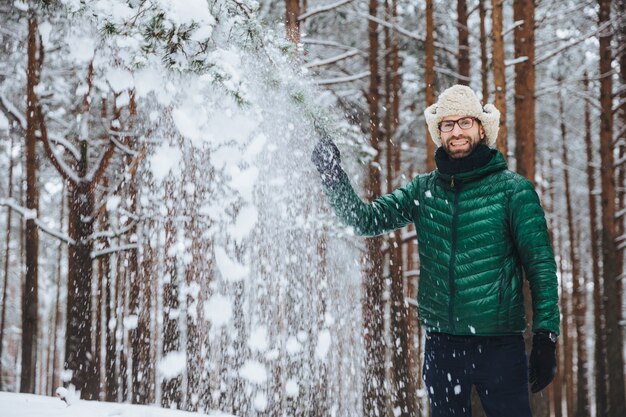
311, 137, 419, 236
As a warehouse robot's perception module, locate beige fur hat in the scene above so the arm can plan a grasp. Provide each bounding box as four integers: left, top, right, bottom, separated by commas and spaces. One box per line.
424, 84, 500, 147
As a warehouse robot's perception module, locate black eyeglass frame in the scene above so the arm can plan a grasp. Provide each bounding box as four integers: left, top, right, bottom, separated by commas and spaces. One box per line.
438, 116, 480, 133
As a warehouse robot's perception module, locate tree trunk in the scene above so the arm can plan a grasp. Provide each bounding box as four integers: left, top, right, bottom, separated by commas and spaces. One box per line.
104, 239, 117, 401
0, 132, 16, 392
51, 186, 65, 395
598, 1, 626, 415
285, 0, 300, 45
162, 179, 182, 408
457, 0, 470, 84
478, 0, 488, 102
491, 0, 508, 159
425, 0, 436, 171
513, 0, 535, 182
65, 182, 98, 399
385, 2, 415, 413
21, 11, 40, 394
545, 158, 562, 417
559, 91, 589, 417
129, 180, 149, 404
615, 0, 626, 314
583, 73, 608, 417
363, 0, 386, 414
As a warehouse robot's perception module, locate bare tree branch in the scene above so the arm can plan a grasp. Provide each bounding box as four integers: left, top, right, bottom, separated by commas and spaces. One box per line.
37, 105, 80, 184
0, 94, 26, 129
299, 0, 354, 21
316, 71, 370, 85
91, 243, 138, 259
304, 50, 362, 68
535, 20, 612, 66
0, 198, 75, 245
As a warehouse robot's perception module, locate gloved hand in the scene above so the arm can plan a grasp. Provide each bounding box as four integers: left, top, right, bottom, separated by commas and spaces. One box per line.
528, 331, 557, 393
311, 136, 343, 187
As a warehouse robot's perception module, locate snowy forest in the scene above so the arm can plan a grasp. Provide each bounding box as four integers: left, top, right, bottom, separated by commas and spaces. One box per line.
0, 0, 625, 416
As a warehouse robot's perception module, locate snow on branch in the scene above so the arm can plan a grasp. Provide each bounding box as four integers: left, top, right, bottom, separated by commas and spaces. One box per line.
503, 20, 524, 38
299, 0, 354, 21
91, 243, 138, 259
108, 135, 138, 156
434, 66, 471, 82
304, 50, 361, 68
301, 38, 364, 53
504, 56, 528, 67
37, 105, 81, 185
612, 96, 626, 113
0, 198, 75, 245
535, 20, 612, 66
358, 12, 458, 56
46, 132, 81, 161
90, 222, 135, 241
0, 94, 26, 130
316, 71, 370, 85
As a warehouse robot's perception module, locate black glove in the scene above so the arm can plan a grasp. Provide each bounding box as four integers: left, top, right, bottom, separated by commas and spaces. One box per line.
528, 331, 557, 393
311, 136, 343, 187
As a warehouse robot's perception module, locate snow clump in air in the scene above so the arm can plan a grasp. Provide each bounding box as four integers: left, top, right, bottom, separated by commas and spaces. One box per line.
157, 351, 187, 379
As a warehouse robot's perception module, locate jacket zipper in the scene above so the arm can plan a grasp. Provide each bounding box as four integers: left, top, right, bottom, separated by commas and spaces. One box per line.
448, 176, 459, 332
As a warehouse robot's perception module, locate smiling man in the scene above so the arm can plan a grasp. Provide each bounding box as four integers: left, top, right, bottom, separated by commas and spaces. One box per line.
311, 85, 560, 417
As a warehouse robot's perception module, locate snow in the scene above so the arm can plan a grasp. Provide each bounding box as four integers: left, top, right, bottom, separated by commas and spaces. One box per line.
227, 166, 258, 203
149, 143, 182, 182
285, 379, 299, 398
1, 392, 235, 416
252, 392, 267, 412
158, 0, 215, 26
106, 68, 134, 93
66, 36, 95, 63
243, 133, 267, 163
203, 293, 233, 327
315, 329, 332, 360
247, 326, 269, 352
0, 112, 9, 130
123, 314, 138, 330
285, 336, 302, 355
213, 246, 249, 282
228, 205, 258, 241
133, 67, 161, 98
157, 351, 186, 379
106, 195, 122, 212
239, 360, 267, 385
454, 385, 462, 395
172, 106, 206, 144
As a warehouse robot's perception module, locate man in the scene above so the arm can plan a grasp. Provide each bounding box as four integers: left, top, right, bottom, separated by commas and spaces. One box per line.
311, 85, 560, 417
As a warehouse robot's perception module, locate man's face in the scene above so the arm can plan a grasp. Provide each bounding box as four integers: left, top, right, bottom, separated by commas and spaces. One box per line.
439, 115, 486, 159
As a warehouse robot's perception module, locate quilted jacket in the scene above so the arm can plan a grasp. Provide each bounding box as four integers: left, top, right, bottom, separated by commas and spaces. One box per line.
324, 150, 560, 336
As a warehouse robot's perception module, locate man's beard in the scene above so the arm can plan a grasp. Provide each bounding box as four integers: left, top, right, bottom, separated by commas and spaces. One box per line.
442, 133, 483, 159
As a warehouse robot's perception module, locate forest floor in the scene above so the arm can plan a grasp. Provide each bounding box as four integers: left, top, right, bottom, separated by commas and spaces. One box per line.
0, 391, 237, 417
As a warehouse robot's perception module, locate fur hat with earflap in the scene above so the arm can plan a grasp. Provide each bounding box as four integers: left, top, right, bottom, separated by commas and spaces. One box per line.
424, 85, 500, 148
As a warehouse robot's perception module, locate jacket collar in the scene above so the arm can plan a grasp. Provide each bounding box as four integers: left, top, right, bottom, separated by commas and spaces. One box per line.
435, 149, 507, 187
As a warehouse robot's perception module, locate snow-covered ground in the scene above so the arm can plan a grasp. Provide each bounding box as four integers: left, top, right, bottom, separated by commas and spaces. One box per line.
0, 392, 237, 417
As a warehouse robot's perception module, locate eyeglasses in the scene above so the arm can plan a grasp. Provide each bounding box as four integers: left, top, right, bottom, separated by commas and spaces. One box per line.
438, 117, 478, 133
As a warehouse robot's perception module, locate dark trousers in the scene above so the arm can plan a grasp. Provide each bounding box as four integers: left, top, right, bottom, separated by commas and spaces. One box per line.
422, 332, 532, 417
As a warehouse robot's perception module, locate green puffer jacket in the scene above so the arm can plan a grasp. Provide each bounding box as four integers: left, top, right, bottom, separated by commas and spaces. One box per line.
324, 150, 560, 336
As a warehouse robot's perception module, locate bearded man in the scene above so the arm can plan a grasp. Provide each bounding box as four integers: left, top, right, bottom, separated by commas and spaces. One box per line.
311, 85, 560, 417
